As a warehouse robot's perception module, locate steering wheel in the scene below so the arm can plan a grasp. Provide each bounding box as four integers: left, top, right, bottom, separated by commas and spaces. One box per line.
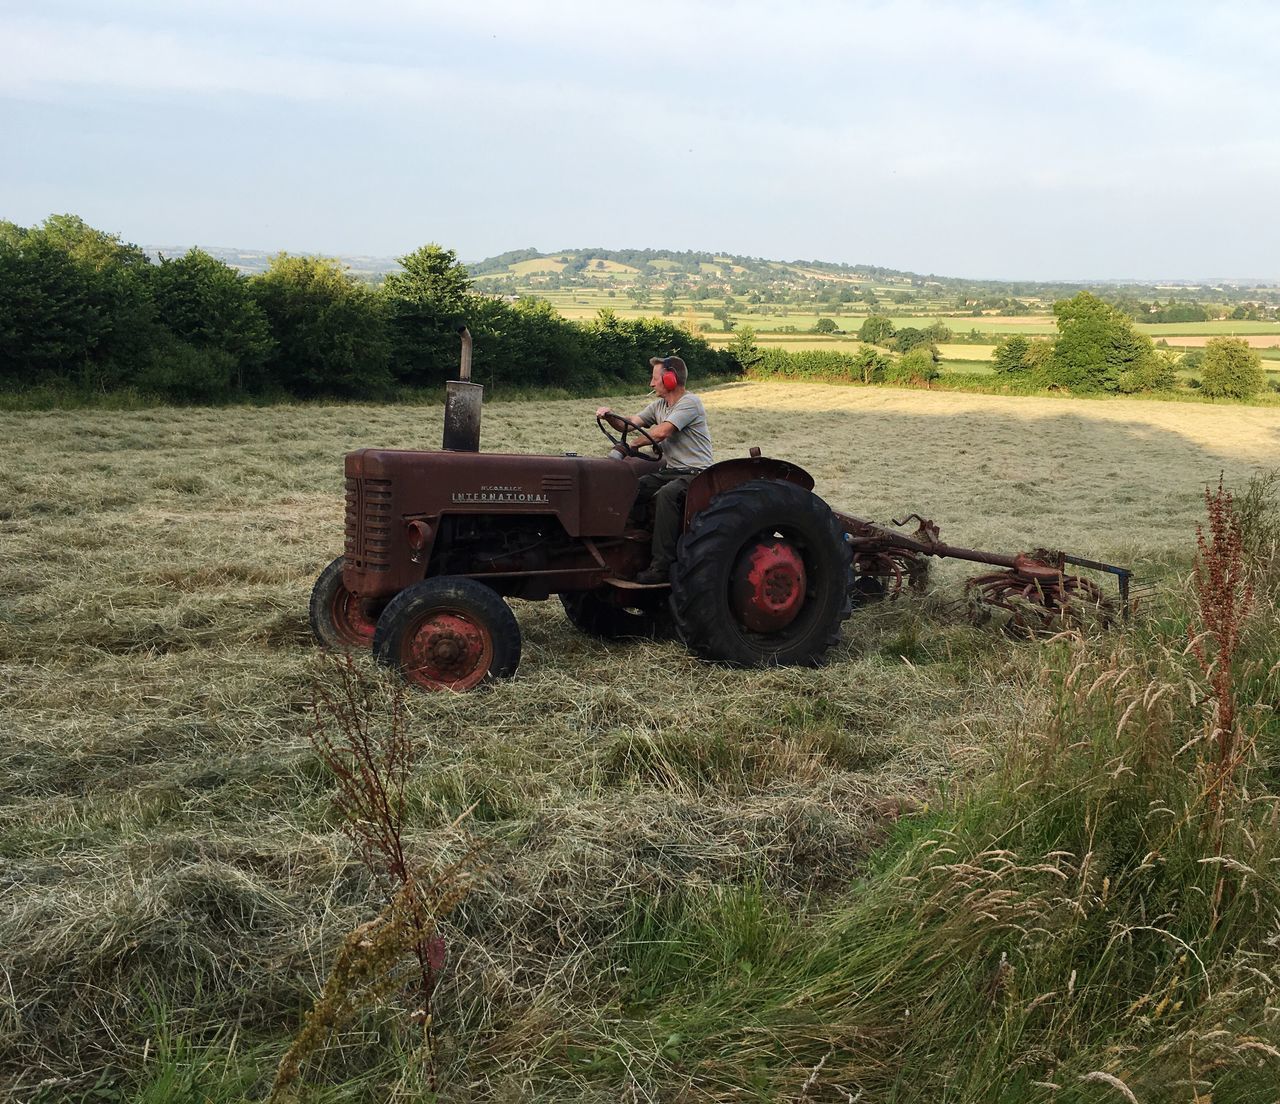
596, 414, 662, 462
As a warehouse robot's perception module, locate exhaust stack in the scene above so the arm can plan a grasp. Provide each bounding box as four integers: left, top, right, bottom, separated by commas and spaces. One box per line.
442, 326, 483, 452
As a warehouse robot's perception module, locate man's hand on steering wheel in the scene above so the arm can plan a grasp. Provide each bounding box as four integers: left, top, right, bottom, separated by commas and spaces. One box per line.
595, 411, 662, 462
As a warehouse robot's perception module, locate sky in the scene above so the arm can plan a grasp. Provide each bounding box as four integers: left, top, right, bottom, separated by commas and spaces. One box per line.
2, 1, 1278, 281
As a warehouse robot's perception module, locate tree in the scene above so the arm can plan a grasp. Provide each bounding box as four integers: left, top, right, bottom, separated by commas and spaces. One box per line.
251, 254, 391, 397
1121, 348, 1178, 393
992, 334, 1030, 375
891, 327, 932, 354
383, 243, 472, 312
858, 315, 894, 344
381, 244, 476, 385
0, 214, 158, 390
1200, 337, 1265, 398
728, 326, 762, 373
812, 317, 838, 334
853, 346, 889, 384
1024, 338, 1055, 378
1046, 291, 1159, 392
884, 346, 939, 386
148, 248, 272, 392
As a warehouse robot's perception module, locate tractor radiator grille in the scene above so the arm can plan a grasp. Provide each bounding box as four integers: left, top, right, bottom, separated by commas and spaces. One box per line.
344, 477, 393, 571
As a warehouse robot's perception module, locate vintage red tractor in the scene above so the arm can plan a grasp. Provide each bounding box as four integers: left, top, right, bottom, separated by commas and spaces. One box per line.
311, 330, 1131, 690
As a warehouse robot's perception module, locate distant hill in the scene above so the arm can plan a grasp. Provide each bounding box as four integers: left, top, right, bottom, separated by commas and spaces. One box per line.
137, 243, 1277, 305
143, 245, 403, 279
469, 246, 925, 283
466, 247, 1277, 302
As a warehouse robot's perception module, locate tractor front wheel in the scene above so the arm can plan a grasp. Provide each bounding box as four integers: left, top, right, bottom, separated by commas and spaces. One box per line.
671, 479, 852, 667
310, 556, 381, 649
373, 576, 521, 692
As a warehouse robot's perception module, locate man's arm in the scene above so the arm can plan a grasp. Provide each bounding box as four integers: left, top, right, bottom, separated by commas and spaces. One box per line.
641, 420, 679, 442
594, 407, 643, 431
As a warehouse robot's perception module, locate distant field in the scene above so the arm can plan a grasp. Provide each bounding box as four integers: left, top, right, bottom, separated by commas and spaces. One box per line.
1135, 320, 1280, 336
936, 343, 995, 361
1145, 333, 1280, 349
523, 290, 1280, 384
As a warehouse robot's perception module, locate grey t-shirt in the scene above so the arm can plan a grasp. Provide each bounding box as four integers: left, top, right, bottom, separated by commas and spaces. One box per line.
636, 392, 714, 470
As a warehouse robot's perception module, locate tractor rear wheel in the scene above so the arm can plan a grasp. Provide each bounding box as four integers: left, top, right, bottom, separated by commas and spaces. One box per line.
310, 555, 381, 649
373, 576, 521, 692
671, 479, 853, 667
560, 589, 665, 640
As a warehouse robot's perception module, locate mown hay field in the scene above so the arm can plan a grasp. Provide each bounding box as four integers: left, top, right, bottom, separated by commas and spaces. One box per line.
3, 382, 1279, 1100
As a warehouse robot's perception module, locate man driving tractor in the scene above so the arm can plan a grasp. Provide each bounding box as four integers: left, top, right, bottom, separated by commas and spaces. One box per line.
595, 355, 714, 584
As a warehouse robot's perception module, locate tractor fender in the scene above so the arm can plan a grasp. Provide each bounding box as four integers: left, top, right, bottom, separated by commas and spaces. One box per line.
683, 455, 816, 526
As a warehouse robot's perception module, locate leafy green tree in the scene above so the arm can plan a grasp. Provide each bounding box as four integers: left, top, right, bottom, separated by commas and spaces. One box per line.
0, 232, 92, 385
460, 295, 595, 391
858, 315, 894, 344
149, 248, 273, 392
1025, 338, 1055, 378
1045, 291, 1158, 392
582, 310, 737, 387
381, 244, 477, 385
385, 244, 472, 310
0, 214, 158, 390
853, 346, 889, 384
251, 255, 391, 397
812, 317, 838, 334
728, 326, 762, 373
39, 213, 150, 271
992, 334, 1031, 375
1200, 337, 1265, 398
891, 327, 933, 354
884, 346, 940, 386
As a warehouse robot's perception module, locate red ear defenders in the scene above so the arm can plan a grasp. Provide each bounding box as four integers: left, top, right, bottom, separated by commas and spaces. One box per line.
659, 359, 679, 391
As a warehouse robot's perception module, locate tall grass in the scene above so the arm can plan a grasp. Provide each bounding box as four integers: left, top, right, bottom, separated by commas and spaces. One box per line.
560, 576, 1280, 1101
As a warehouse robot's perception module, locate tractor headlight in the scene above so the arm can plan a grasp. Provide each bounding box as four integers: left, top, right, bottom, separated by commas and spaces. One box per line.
406, 520, 433, 552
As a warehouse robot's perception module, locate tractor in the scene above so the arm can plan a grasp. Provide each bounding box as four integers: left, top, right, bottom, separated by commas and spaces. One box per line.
310, 329, 1132, 691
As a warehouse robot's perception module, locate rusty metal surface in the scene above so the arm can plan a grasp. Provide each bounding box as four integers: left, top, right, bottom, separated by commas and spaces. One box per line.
832, 509, 1131, 626
457, 326, 473, 382
343, 448, 643, 600
443, 381, 484, 452
684, 455, 815, 524
966, 566, 1113, 637
731, 538, 807, 632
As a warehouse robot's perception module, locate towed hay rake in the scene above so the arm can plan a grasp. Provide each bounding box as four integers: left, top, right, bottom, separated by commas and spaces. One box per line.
312, 329, 1140, 690
834, 510, 1137, 638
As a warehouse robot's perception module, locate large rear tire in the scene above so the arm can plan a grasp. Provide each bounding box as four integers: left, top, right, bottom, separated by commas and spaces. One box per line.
671, 479, 852, 667
373, 577, 521, 692
310, 555, 381, 650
